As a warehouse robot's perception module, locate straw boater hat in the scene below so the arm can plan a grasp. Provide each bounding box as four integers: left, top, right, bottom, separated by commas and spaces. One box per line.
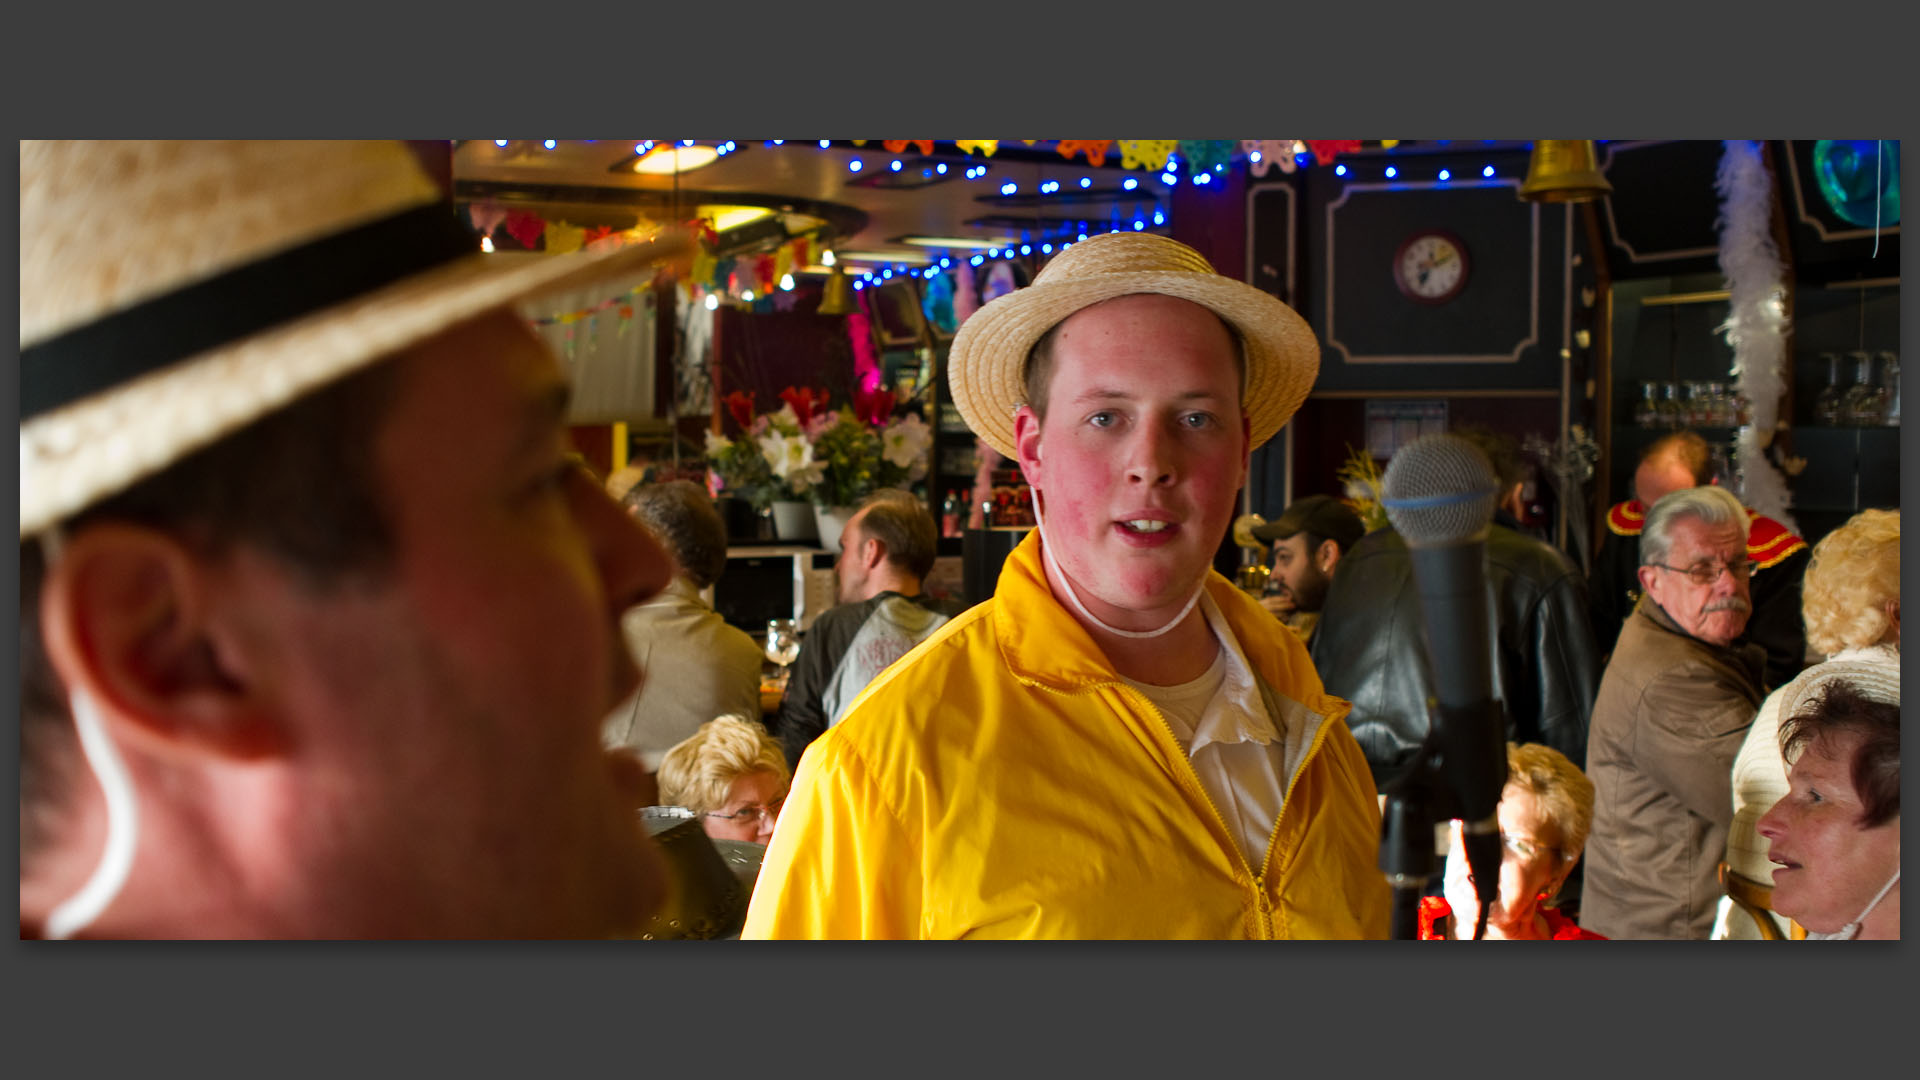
946, 231, 1318, 459
19, 140, 687, 538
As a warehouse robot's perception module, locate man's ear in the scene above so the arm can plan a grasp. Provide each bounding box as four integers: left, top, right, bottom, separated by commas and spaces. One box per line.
1316, 539, 1341, 574
37, 524, 285, 762
1635, 565, 1661, 606
1013, 406, 1044, 485
861, 535, 887, 573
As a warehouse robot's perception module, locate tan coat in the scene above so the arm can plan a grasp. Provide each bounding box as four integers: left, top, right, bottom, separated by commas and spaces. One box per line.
1581, 598, 1765, 940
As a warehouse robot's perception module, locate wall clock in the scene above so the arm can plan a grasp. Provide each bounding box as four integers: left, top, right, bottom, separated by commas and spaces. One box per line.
1393, 230, 1470, 304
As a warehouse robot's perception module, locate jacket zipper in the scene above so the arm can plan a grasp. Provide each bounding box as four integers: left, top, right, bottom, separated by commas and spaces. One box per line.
1120, 683, 1282, 939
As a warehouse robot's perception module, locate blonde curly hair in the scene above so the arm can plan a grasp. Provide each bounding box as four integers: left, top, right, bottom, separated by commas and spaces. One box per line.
657, 715, 790, 814
1505, 742, 1596, 860
1802, 509, 1900, 657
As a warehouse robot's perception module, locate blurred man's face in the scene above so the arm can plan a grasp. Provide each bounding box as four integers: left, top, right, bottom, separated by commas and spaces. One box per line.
1014, 294, 1249, 632
1634, 457, 1698, 509
1270, 533, 1334, 614
1638, 515, 1751, 647
237, 311, 674, 936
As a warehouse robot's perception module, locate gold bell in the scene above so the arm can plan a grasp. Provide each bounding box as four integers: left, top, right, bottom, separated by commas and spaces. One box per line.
816, 264, 853, 315
1518, 140, 1614, 203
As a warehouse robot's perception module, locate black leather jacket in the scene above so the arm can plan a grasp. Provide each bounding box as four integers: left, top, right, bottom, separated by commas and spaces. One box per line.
1310, 520, 1603, 791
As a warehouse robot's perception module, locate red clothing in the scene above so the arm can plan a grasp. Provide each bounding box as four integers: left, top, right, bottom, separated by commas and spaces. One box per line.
1417, 896, 1608, 940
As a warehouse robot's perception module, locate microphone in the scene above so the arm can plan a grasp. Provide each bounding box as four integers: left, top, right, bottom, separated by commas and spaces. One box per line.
1380, 433, 1508, 939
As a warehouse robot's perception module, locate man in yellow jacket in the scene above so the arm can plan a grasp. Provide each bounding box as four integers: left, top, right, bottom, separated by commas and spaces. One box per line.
742, 233, 1389, 939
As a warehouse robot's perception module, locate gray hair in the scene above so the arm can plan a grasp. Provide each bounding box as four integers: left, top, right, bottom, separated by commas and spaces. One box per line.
1640, 485, 1749, 567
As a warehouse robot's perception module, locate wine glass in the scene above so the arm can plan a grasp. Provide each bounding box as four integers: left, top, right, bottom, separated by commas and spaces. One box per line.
764, 619, 801, 686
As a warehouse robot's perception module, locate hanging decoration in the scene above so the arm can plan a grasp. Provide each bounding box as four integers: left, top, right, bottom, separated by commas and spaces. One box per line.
951, 257, 980, 326
544, 222, 585, 254
467, 199, 508, 237
1177, 140, 1237, 174
1118, 139, 1179, 171
883, 140, 937, 155
1242, 140, 1302, 177
954, 140, 1000, 157
504, 209, 547, 249
1714, 139, 1798, 533
1057, 140, 1112, 166
1305, 140, 1363, 166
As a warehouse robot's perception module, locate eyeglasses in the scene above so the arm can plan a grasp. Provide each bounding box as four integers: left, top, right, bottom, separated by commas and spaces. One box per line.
704, 798, 785, 826
1647, 559, 1758, 586
1500, 832, 1569, 865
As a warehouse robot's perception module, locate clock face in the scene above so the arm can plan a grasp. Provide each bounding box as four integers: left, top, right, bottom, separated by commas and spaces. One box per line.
1393, 231, 1470, 304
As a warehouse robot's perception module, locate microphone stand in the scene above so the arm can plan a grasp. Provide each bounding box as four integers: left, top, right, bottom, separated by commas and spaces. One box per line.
1379, 700, 1509, 940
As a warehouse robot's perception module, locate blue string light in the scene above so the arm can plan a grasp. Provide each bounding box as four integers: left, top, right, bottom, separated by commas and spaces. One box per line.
819, 139, 831, 149
1386, 166, 1398, 179
1438, 169, 1451, 181
937, 163, 948, 174
970, 254, 984, 266
543, 140, 556, 150
891, 159, 902, 171
1482, 164, 1495, 177
1195, 173, 1212, 186
1123, 177, 1138, 190
849, 159, 863, 172
1335, 164, 1346, 176
494, 140, 509, 147
1080, 177, 1092, 188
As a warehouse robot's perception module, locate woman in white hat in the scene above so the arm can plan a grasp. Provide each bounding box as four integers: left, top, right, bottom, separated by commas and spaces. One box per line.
1756, 674, 1900, 940
1718, 509, 1899, 938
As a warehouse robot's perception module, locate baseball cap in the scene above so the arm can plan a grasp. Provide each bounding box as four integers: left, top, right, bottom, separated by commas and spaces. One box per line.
1251, 494, 1364, 550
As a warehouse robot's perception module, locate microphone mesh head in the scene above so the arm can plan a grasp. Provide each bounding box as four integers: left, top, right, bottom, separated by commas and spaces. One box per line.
1381, 433, 1501, 545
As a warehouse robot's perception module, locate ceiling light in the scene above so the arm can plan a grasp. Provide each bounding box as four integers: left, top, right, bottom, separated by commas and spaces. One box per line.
896, 235, 1017, 250
836, 249, 935, 266
633, 145, 719, 174
699, 205, 775, 231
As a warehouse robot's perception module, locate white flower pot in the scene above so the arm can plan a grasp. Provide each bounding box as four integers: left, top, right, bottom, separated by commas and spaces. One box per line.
770, 499, 818, 542
813, 505, 857, 551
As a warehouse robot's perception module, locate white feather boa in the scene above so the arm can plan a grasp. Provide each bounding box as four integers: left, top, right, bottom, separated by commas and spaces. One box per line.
1715, 140, 1798, 533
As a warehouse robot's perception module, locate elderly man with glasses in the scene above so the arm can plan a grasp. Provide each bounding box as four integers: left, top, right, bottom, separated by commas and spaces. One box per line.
1579, 485, 1767, 939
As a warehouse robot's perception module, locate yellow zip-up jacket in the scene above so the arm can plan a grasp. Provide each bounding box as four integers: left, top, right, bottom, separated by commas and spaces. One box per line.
742, 531, 1390, 939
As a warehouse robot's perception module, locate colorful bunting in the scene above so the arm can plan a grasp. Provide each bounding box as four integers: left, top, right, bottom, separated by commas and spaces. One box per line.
1118, 139, 1179, 171
1056, 139, 1112, 166
883, 139, 937, 155
1242, 139, 1301, 177
545, 222, 585, 255
1177, 140, 1237, 174
1306, 140, 1363, 166
504, 209, 547, 249
954, 140, 1000, 157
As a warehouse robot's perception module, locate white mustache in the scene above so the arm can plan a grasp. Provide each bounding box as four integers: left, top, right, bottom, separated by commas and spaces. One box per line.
1703, 596, 1751, 614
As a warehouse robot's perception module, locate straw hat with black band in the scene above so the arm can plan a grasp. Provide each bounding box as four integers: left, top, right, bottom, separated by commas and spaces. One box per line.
946, 231, 1319, 460
20, 140, 687, 539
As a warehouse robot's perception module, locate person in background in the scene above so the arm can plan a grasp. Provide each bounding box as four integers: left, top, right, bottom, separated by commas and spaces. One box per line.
19, 141, 681, 939
603, 480, 766, 771
1589, 430, 1809, 688
1582, 485, 1764, 939
745, 233, 1387, 940
1755, 675, 1900, 940
1312, 427, 1600, 794
1250, 494, 1363, 647
773, 488, 957, 769
1718, 508, 1899, 938
1419, 742, 1606, 940
657, 716, 791, 847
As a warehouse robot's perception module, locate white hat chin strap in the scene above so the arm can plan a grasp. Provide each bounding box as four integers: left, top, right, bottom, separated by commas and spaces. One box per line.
38, 527, 142, 940
1032, 488, 1205, 641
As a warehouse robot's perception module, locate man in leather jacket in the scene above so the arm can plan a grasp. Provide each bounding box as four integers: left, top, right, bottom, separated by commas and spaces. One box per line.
1311, 431, 1602, 793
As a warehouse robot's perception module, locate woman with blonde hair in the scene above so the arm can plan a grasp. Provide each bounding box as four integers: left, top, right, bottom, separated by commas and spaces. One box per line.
657, 716, 791, 846
1717, 508, 1899, 939
1421, 742, 1608, 940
